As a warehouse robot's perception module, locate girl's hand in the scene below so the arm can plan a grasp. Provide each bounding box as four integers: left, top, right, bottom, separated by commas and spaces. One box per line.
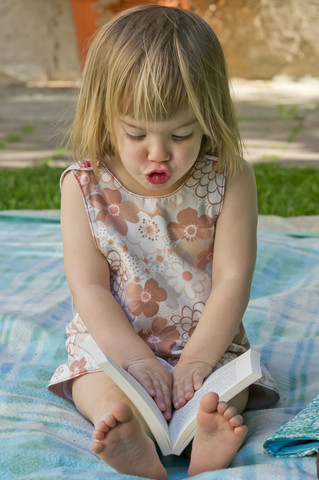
172, 360, 212, 409
127, 358, 173, 421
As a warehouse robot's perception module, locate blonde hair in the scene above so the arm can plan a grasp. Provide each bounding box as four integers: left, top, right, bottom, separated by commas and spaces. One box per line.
71, 5, 243, 176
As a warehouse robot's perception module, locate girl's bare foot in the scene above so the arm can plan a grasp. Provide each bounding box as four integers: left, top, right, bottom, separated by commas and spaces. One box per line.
188, 392, 247, 477
90, 402, 167, 480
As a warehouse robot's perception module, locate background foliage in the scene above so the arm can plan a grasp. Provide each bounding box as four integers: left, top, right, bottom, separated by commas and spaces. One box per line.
1, 163, 318, 216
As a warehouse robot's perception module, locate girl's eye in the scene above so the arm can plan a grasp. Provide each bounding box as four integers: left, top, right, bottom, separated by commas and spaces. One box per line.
127, 134, 146, 141
172, 134, 193, 141
126, 133, 192, 141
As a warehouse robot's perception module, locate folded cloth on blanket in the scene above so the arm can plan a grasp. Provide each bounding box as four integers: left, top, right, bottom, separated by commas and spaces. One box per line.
264, 394, 319, 457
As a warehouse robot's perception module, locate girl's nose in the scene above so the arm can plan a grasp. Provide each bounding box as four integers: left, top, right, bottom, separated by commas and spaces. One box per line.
148, 141, 170, 163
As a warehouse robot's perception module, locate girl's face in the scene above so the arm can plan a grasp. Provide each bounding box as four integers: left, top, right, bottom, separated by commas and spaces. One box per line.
110, 107, 204, 196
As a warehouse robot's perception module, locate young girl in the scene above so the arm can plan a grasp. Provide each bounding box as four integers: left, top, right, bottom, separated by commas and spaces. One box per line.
49, 5, 279, 479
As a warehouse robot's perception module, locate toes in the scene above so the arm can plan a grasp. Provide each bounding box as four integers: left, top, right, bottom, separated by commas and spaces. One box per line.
104, 413, 117, 428
200, 395, 246, 431
92, 404, 135, 448
216, 402, 246, 431
96, 418, 113, 433
111, 402, 134, 423
216, 401, 229, 415
230, 414, 243, 427
217, 402, 240, 421
92, 429, 107, 441
221, 405, 237, 421
200, 392, 219, 412
90, 440, 104, 454
234, 424, 248, 438
229, 414, 244, 428
95, 404, 133, 434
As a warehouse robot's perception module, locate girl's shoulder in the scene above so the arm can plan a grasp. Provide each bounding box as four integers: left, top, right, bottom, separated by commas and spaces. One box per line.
60, 160, 97, 190
224, 157, 256, 187
61, 159, 93, 176
220, 157, 257, 219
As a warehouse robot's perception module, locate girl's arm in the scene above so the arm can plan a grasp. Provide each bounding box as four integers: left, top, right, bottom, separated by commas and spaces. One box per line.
172, 160, 258, 408
61, 173, 172, 419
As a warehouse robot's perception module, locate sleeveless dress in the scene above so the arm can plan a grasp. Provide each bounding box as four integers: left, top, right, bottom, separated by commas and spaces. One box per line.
49, 155, 279, 407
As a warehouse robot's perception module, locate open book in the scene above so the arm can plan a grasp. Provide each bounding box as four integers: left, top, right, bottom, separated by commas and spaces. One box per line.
81, 340, 261, 456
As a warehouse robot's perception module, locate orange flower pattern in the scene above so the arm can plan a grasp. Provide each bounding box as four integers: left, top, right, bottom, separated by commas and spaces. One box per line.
48, 157, 279, 407
126, 279, 167, 317
197, 241, 215, 270
138, 317, 180, 355
171, 302, 205, 348
70, 357, 87, 375
90, 188, 139, 236
168, 207, 214, 243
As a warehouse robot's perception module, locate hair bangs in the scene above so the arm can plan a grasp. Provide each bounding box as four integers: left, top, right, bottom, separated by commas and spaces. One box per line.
118, 63, 189, 122
105, 12, 190, 123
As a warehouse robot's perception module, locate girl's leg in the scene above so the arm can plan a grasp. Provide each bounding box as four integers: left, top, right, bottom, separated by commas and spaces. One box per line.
72, 371, 167, 480
187, 389, 249, 478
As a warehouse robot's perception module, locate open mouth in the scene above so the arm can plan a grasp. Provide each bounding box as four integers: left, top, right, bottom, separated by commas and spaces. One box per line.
145, 170, 171, 185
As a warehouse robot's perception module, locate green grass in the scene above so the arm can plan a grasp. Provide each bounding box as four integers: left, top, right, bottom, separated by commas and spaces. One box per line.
0, 164, 64, 210
254, 163, 319, 216
278, 105, 299, 120
0, 163, 318, 216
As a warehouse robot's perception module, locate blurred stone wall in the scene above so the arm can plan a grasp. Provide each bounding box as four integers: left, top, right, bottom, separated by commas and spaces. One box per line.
0, 0, 80, 84
0, 0, 318, 84
195, 0, 319, 79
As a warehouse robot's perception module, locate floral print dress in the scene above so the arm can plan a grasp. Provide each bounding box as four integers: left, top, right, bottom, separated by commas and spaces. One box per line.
49, 155, 279, 407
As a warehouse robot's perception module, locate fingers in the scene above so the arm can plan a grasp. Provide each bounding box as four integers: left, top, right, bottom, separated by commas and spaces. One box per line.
151, 376, 172, 420
129, 366, 173, 420
193, 369, 205, 391
172, 375, 194, 409
172, 364, 212, 409
137, 371, 157, 398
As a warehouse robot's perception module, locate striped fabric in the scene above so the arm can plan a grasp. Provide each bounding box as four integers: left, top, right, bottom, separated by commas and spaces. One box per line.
1, 211, 319, 480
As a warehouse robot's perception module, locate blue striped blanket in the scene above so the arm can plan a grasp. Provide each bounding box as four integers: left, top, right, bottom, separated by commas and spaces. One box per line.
1, 211, 319, 480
